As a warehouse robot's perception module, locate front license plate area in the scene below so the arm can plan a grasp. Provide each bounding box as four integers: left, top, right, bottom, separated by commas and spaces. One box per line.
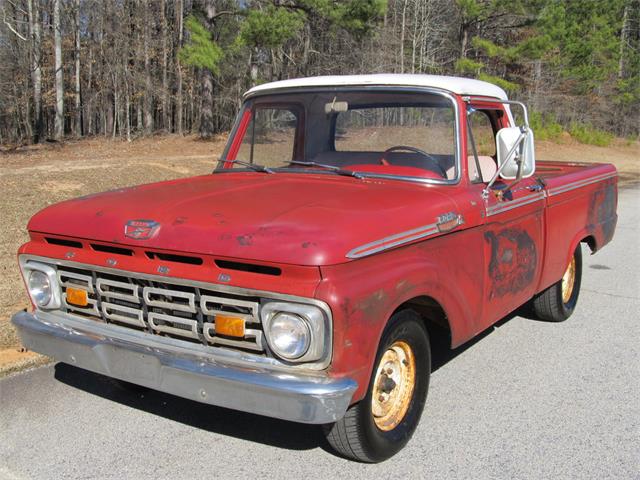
94, 344, 161, 385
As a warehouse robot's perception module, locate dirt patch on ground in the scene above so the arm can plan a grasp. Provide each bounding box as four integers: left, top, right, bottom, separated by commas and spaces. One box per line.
0, 134, 637, 373
0, 135, 224, 373
537, 137, 640, 187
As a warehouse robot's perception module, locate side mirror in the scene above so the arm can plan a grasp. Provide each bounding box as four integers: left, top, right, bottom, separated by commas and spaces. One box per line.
496, 127, 535, 180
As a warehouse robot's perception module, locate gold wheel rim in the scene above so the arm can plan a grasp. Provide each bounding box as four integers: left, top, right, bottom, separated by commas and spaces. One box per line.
561, 256, 576, 304
371, 340, 416, 431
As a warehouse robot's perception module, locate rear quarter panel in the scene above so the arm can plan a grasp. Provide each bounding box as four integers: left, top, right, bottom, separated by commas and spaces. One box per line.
537, 162, 618, 292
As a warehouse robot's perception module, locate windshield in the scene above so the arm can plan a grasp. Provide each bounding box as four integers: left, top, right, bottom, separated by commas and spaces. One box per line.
221, 90, 458, 182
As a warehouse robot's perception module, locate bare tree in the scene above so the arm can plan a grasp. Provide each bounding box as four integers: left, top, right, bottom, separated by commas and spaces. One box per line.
174, 0, 185, 134
143, 0, 153, 134
74, 0, 82, 136
53, 0, 64, 140
198, 0, 216, 139
27, 0, 43, 142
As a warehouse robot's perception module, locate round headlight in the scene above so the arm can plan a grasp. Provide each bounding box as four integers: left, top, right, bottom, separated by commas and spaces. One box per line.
268, 312, 311, 360
28, 270, 51, 307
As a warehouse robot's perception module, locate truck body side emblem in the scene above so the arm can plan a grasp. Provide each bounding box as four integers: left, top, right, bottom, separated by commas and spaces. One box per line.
124, 219, 160, 240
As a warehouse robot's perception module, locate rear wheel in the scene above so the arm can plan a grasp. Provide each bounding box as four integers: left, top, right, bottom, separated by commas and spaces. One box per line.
323, 309, 430, 462
532, 244, 582, 322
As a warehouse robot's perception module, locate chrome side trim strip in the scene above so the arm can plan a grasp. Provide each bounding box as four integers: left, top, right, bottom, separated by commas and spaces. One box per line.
346, 222, 439, 259
548, 172, 617, 196
346, 211, 467, 259
486, 192, 546, 216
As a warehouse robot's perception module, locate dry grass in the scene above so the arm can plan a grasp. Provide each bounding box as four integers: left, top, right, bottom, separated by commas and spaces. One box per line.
0, 133, 637, 372
0, 135, 224, 370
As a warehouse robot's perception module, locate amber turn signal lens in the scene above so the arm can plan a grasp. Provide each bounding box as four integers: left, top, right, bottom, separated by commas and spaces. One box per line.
66, 287, 88, 306
215, 315, 245, 337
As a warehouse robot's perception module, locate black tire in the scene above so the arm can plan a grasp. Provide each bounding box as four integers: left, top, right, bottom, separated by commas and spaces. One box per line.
323, 309, 430, 463
532, 244, 582, 322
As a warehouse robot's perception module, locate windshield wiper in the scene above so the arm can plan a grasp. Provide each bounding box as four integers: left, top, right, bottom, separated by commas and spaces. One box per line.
288, 161, 363, 179
215, 159, 274, 174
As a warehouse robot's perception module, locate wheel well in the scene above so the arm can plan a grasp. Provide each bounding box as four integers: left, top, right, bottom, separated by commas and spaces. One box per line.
582, 235, 597, 253
394, 296, 451, 345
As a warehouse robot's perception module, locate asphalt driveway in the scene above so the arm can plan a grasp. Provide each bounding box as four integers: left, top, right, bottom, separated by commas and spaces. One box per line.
1, 185, 638, 479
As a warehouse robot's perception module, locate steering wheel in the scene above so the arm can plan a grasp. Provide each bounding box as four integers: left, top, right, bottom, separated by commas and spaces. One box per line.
380, 145, 448, 178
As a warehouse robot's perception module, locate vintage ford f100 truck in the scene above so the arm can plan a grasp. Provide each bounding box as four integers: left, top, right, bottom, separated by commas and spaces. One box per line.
13, 75, 617, 462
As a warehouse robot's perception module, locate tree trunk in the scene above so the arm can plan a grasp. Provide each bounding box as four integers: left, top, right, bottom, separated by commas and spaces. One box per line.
53, 0, 64, 140
199, 1, 216, 139
112, 73, 118, 138
143, 0, 153, 134
200, 68, 214, 138
86, 44, 93, 135
74, 0, 82, 137
161, 0, 170, 131
175, 0, 184, 135
618, 1, 630, 79
399, 0, 407, 73
27, 0, 43, 143
460, 25, 469, 59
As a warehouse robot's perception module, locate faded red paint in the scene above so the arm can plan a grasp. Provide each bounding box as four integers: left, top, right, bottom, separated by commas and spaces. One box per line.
19, 94, 618, 406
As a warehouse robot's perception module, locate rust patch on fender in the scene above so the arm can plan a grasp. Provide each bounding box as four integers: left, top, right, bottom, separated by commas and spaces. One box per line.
237, 234, 253, 246
357, 289, 388, 321
484, 229, 537, 298
395, 279, 415, 298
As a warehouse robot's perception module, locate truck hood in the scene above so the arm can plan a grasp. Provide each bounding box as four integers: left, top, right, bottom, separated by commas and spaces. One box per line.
28, 172, 458, 266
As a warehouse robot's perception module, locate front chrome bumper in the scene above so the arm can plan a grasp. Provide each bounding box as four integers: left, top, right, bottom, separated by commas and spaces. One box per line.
12, 310, 356, 424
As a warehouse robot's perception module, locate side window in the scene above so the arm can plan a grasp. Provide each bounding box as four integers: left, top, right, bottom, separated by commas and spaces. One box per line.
236, 108, 298, 166
467, 110, 497, 183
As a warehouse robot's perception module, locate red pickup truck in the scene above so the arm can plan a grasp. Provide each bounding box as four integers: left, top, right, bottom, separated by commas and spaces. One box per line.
13, 75, 617, 462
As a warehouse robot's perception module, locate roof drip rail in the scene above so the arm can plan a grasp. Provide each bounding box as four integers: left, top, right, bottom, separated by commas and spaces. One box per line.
461, 96, 530, 128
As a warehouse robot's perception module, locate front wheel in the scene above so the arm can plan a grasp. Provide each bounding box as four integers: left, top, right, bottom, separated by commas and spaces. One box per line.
323, 309, 430, 462
532, 244, 582, 322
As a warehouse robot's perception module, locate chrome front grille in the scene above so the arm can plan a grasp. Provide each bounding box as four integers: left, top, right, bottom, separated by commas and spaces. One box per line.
57, 266, 264, 353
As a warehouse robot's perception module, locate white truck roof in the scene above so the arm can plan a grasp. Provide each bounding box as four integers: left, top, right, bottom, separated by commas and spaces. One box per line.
246, 74, 509, 100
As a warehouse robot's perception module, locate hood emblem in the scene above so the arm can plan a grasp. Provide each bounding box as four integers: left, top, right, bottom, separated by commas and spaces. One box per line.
124, 219, 160, 240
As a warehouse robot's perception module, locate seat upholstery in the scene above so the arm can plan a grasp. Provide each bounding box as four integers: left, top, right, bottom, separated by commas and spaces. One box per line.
468, 155, 497, 182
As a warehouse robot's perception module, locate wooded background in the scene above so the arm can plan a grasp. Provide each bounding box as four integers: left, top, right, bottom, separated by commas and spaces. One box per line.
1, 0, 638, 146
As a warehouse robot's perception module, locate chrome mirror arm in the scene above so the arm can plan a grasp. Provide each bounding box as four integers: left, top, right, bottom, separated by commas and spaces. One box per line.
481, 127, 527, 200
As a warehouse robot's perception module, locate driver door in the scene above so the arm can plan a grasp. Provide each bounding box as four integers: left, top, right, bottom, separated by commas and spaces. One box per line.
467, 107, 546, 328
